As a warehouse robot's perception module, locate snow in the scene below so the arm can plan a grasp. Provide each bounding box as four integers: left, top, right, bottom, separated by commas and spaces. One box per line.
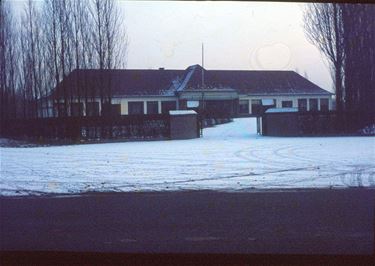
266, 108, 298, 113
169, 110, 197, 115
176, 65, 196, 92
162, 76, 182, 96
360, 124, 375, 136
1, 118, 374, 196
187, 101, 199, 108
0, 138, 41, 148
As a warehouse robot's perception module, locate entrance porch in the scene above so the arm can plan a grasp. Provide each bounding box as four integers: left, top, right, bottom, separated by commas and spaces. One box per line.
178, 89, 239, 118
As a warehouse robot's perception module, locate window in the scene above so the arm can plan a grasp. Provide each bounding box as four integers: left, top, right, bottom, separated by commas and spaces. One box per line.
102, 103, 121, 116
309, 99, 318, 111
55, 102, 67, 117
147, 101, 159, 114
161, 101, 177, 114
298, 99, 307, 111
320, 98, 329, 111
251, 99, 262, 115
239, 100, 249, 114
128, 101, 144, 115
261, 99, 276, 113
70, 103, 83, 117
112, 104, 121, 116
282, 100, 293, 108
187, 101, 199, 108
86, 102, 99, 116
261, 99, 276, 107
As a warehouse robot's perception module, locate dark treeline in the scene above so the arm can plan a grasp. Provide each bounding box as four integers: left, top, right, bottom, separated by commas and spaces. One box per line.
304, 3, 375, 115
0, 0, 127, 122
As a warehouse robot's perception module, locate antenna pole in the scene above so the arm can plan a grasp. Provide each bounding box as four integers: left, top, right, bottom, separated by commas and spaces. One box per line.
202, 43, 204, 87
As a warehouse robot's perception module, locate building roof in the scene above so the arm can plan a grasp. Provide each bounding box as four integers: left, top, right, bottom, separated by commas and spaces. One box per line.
52, 69, 186, 98
52, 65, 332, 98
183, 65, 331, 95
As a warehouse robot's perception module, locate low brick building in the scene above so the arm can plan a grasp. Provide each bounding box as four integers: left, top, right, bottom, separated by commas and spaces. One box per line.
169, 110, 199, 140
45, 64, 333, 118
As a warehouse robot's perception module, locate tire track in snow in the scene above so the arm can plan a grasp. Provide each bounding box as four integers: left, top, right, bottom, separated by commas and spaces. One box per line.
336, 167, 375, 187
2, 118, 374, 195
132, 165, 326, 188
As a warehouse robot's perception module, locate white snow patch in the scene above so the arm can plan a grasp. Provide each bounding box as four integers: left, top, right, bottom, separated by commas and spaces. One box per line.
187, 101, 199, 108
161, 76, 182, 96
1, 118, 374, 196
266, 108, 298, 113
360, 124, 375, 135
169, 110, 197, 115
176, 65, 196, 92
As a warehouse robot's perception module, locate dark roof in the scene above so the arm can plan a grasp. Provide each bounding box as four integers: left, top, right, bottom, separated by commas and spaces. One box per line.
184, 65, 331, 95
52, 65, 331, 98
52, 69, 186, 98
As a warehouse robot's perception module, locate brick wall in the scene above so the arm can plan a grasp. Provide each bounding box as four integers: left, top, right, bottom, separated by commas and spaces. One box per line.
170, 114, 198, 140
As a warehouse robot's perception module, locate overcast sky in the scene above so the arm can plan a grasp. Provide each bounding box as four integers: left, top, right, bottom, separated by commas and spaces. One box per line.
122, 1, 331, 91
12, 0, 332, 91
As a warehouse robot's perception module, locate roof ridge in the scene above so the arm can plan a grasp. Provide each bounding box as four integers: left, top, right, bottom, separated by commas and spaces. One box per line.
75, 68, 186, 72
206, 69, 295, 72
73, 68, 296, 73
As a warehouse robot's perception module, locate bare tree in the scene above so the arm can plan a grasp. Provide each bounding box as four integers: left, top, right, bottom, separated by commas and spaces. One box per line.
0, 1, 9, 122
90, 0, 127, 117
91, 0, 106, 116
70, 0, 83, 116
103, 0, 128, 109
68, 0, 96, 117
80, 1, 97, 117
7, 7, 18, 119
25, 0, 40, 118
19, 22, 29, 118
341, 4, 375, 114
2, 0, 128, 124
304, 3, 345, 113
57, 0, 70, 117
0, 0, 19, 122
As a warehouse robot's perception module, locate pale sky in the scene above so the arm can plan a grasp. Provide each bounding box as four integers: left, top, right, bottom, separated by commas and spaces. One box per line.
121, 1, 332, 91
11, 0, 333, 91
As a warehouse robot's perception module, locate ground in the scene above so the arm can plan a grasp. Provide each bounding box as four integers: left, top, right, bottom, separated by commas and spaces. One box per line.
1, 118, 374, 196
1, 190, 374, 256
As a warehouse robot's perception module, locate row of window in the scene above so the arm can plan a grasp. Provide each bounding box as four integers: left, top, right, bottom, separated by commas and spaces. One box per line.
59, 98, 329, 116
57, 101, 177, 117
297, 98, 329, 112
239, 99, 275, 115
238, 98, 329, 114
128, 101, 176, 115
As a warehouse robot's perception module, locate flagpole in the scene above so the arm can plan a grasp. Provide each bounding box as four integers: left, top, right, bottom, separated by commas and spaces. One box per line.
202, 43, 204, 87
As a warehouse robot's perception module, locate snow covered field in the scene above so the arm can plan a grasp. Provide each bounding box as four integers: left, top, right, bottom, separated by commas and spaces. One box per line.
1, 118, 374, 196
